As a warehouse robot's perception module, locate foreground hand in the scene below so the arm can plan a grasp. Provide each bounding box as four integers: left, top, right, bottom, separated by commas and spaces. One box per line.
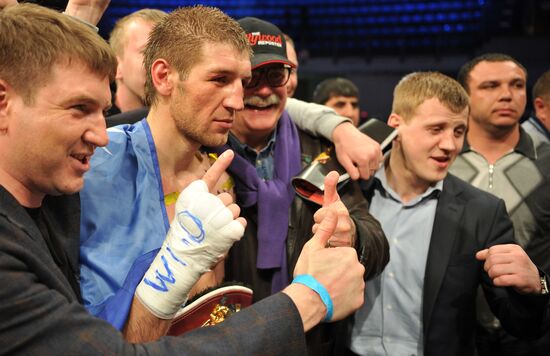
476, 244, 541, 295
293, 207, 365, 323
136, 150, 246, 319
312, 171, 356, 247
332, 122, 382, 180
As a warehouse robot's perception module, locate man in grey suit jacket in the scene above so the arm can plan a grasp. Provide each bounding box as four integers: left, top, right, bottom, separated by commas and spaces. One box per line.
342, 72, 550, 356
0, 4, 367, 354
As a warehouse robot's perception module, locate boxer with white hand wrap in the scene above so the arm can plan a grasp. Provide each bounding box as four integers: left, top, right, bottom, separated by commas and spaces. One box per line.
136, 153, 246, 319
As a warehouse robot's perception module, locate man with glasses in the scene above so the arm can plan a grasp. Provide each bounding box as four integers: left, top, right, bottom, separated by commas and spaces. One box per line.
212, 17, 388, 354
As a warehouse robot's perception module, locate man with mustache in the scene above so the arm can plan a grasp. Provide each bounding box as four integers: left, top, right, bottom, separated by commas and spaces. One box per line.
450, 53, 550, 355
214, 17, 389, 355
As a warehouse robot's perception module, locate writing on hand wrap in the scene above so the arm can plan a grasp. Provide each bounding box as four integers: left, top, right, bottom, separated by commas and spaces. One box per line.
143, 210, 205, 292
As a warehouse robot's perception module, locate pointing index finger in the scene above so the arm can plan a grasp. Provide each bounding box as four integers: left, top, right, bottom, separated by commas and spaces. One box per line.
202, 150, 234, 193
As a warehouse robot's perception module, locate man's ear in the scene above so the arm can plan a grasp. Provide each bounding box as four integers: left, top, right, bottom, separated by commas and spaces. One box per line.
387, 113, 402, 129
150, 59, 176, 99
0, 79, 11, 132
534, 97, 547, 121
115, 56, 124, 81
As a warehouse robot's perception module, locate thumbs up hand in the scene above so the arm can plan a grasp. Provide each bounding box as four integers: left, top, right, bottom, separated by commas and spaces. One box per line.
292, 205, 365, 322
312, 171, 356, 248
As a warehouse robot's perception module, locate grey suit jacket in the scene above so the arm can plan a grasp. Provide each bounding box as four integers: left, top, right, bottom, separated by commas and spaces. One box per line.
0, 185, 306, 355
341, 174, 550, 356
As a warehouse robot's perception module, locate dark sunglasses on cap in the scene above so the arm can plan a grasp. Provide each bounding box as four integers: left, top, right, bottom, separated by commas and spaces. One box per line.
245, 66, 292, 89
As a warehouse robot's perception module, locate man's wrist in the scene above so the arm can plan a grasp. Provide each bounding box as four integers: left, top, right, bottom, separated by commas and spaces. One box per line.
332, 121, 354, 143
62, 11, 99, 32
282, 283, 325, 332
292, 274, 333, 321
135, 243, 202, 319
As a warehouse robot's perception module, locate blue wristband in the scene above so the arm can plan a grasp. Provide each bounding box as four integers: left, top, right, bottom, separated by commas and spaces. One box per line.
292, 274, 334, 322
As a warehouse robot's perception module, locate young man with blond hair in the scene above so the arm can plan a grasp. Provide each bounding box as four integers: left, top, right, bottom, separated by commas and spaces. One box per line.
342, 72, 550, 356
80, 7, 250, 330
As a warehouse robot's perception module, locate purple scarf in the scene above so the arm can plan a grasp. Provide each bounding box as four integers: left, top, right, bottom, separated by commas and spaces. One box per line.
209, 111, 301, 293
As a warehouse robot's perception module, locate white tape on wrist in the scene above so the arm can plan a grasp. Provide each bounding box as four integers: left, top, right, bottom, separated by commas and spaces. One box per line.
135, 180, 244, 319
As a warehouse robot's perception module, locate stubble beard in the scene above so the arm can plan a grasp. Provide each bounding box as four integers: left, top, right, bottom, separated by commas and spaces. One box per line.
170, 85, 229, 148
172, 114, 229, 148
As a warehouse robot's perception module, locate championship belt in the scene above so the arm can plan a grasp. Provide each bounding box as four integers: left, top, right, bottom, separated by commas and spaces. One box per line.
167, 284, 253, 336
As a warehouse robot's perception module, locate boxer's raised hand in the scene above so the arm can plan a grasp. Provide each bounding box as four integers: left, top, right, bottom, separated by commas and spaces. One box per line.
136, 150, 246, 319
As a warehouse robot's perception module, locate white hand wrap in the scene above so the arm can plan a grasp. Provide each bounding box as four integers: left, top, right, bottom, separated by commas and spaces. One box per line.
135, 180, 244, 319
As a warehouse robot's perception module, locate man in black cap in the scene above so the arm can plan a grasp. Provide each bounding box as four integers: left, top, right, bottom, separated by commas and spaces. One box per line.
212, 17, 389, 355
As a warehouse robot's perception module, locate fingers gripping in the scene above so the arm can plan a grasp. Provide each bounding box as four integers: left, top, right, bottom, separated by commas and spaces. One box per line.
310, 208, 338, 249
174, 182, 244, 255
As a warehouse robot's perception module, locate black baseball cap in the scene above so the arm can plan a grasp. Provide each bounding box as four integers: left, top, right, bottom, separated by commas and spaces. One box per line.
238, 17, 296, 70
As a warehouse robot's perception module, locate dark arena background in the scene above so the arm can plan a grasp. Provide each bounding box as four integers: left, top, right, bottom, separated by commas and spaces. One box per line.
36, 0, 550, 120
